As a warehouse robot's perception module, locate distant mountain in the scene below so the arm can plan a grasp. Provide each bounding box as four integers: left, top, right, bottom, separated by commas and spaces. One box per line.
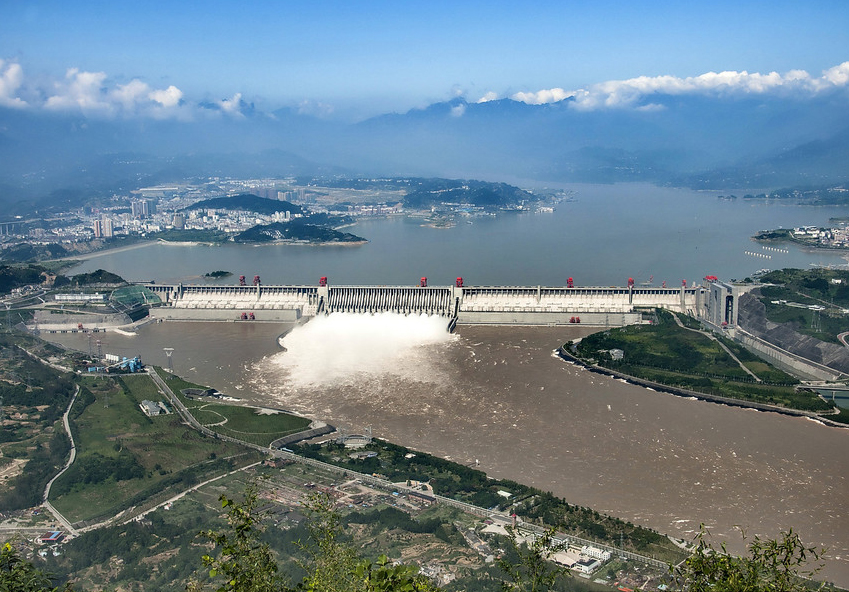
182, 194, 302, 215
675, 126, 849, 188
1, 88, 847, 198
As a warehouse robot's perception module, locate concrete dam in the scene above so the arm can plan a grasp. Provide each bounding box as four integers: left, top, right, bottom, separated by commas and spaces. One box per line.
144, 280, 713, 327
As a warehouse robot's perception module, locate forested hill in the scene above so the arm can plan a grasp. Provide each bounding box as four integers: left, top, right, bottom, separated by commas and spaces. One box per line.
233, 220, 365, 244
403, 179, 538, 209
181, 194, 303, 215
293, 177, 539, 210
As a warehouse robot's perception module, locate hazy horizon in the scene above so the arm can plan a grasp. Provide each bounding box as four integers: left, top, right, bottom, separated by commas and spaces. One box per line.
1, 2, 847, 200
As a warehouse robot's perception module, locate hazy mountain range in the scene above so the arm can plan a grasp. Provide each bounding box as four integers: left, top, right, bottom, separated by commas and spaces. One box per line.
1, 89, 847, 206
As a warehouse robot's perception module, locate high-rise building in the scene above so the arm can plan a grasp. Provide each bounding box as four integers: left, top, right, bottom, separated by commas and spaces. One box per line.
131, 199, 154, 218
102, 216, 114, 238
93, 219, 102, 238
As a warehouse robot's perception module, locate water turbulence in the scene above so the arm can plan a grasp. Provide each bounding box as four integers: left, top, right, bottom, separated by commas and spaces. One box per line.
261, 312, 457, 392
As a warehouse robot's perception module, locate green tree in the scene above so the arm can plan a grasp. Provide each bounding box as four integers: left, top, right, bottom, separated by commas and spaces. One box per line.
497, 526, 569, 592
298, 492, 439, 592
0, 542, 71, 591
196, 487, 439, 592
193, 485, 288, 592
672, 527, 826, 592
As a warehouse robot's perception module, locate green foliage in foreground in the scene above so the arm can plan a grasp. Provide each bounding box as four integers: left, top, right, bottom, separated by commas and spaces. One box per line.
1, 542, 70, 591
673, 528, 828, 592
1, 490, 834, 592
498, 527, 568, 592
195, 488, 830, 592
193, 487, 439, 592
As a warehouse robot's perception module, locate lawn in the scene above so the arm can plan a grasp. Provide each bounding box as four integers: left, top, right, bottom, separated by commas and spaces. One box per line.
572, 310, 832, 412
50, 374, 252, 523
160, 370, 312, 446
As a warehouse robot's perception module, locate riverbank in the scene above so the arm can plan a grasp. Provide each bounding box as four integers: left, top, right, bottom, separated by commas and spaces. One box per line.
49, 239, 160, 263
557, 345, 848, 428
40, 321, 849, 585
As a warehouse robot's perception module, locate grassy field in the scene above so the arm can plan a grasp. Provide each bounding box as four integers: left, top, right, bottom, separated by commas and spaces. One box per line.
572, 310, 832, 412
160, 372, 312, 446
50, 374, 254, 523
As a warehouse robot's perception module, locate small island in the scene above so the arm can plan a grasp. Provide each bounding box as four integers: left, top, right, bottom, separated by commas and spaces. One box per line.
233, 220, 366, 244
203, 270, 232, 279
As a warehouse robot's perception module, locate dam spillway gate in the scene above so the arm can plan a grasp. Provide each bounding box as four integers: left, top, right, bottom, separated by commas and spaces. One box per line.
323, 286, 455, 317
144, 282, 713, 327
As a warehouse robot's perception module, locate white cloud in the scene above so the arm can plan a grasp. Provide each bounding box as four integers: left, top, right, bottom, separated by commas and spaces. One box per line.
450, 103, 466, 117
476, 91, 499, 103
512, 87, 574, 105
511, 62, 849, 110
110, 79, 151, 111
45, 68, 112, 113
217, 93, 244, 117
39, 67, 189, 118
149, 85, 182, 108
0, 59, 27, 108
822, 62, 849, 86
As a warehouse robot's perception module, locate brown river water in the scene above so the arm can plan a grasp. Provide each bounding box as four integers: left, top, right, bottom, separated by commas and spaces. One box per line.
46, 318, 849, 586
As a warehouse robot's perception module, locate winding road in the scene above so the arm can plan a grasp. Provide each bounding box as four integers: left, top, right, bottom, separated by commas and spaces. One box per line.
42, 384, 80, 536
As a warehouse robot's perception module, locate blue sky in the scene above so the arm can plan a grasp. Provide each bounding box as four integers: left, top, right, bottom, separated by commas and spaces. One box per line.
1, 0, 848, 119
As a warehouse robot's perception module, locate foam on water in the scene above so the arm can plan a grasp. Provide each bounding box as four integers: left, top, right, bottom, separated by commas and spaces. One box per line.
269, 312, 457, 388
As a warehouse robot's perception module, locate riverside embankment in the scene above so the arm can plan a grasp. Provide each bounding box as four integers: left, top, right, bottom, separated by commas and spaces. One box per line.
556, 346, 847, 428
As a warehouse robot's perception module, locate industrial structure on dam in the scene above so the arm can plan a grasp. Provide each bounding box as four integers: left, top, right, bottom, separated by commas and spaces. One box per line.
143, 275, 742, 328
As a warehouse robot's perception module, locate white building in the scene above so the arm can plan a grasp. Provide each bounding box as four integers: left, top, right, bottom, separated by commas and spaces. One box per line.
581, 545, 611, 561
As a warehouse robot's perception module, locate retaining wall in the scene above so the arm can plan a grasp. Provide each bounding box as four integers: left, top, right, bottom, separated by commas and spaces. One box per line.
151, 307, 301, 322
457, 310, 643, 326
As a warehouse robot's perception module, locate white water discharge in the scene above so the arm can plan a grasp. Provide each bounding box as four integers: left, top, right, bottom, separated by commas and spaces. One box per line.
268, 312, 457, 389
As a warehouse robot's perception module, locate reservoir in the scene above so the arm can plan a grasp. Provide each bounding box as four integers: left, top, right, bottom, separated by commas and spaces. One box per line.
67, 183, 849, 286
54, 183, 849, 585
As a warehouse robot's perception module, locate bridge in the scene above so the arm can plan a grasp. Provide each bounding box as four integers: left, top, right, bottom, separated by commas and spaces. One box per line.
144, 280, 716, 327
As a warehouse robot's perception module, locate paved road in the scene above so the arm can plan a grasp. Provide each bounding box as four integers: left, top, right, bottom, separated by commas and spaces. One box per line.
95, 368, 671, 570
42, 384, 80, 536
122, 460, 264, 526
670, 312, 762, 381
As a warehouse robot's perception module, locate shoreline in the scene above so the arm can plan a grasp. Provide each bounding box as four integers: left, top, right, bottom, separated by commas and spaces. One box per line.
49, 239, 160, 263
48, 236, 369, 267
556, 346, 848, 429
